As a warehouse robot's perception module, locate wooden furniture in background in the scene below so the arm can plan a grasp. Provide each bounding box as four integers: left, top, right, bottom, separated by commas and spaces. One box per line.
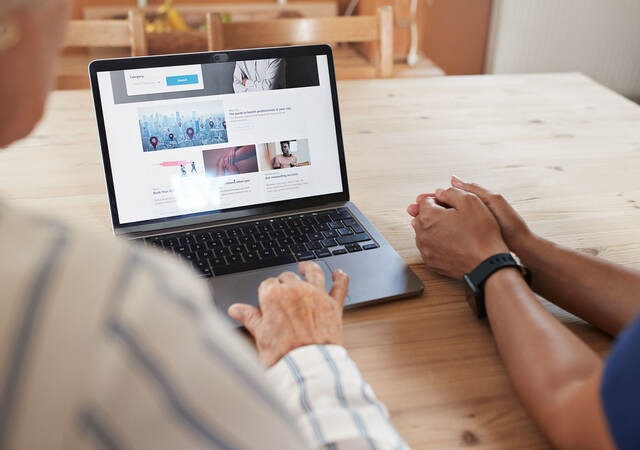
422, 0, 493, 75
83, 2, 339, 22
81, 3, 339, 56
352, 0, 446, 78
358, 0, 420, 61
57, 10, 147, 89
206, 6, 395, 78
73, 0, 351, 20
64, 10, 146, 55
5, 73, 639, 447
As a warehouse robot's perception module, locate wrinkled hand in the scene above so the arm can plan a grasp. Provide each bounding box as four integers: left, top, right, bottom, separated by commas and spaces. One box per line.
407, 185, 509, 279
450, 176, 534, 253
228, 261, 349, 368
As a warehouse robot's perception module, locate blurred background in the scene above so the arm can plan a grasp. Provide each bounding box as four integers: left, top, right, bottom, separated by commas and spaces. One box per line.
59, 0, 640, 102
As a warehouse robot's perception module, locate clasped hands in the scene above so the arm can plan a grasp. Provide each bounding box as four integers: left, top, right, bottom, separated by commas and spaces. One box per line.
406, 175, 532, 279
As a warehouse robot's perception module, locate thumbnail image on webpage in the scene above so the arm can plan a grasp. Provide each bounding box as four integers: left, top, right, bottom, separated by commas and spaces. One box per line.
138, 100, 228, 152
256, 139, 311, 170
203, 145, 259, 178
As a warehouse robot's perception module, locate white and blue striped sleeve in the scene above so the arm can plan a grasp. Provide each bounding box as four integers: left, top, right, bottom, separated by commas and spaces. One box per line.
267, 345, 409, 450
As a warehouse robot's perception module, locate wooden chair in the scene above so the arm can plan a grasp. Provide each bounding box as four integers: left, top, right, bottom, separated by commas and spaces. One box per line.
56, 10, 147, 89
206, 6, 394, 79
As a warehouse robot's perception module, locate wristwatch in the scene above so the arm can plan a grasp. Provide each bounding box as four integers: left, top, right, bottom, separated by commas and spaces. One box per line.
463, 252, 532, 318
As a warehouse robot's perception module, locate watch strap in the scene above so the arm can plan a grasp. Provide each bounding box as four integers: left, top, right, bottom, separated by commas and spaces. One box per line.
464, 252, 532, 318
467, 253, 522, 287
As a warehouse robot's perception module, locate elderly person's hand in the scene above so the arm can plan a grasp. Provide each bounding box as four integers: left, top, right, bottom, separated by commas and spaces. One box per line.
407, 185, 509, 279
228, 261, 349, 368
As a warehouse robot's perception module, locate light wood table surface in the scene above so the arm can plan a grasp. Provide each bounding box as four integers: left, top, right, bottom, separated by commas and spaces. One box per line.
2, 73, 640, 448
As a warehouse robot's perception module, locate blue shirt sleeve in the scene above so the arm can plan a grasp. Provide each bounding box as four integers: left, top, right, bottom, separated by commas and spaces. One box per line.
601, 314, 640, 450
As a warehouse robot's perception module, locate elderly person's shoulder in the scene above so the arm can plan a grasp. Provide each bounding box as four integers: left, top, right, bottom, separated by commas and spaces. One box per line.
0, 200, 214, 314
0, 201, 293, 450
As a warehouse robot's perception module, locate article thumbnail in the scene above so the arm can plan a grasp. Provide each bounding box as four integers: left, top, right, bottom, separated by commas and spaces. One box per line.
203, 145, 259, 177
155, 159, 202, 178
138, 100, 228, 152
256, 139, 311, 171
232, 57, 320, 93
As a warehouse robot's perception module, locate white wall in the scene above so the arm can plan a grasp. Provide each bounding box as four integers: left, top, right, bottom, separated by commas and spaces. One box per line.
485, 0, 640, 100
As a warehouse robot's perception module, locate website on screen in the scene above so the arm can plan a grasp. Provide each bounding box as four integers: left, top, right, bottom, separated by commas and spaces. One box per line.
97, 55, 343, 225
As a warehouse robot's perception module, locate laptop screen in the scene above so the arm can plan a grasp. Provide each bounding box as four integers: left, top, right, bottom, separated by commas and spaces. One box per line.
95, 52, 344, 227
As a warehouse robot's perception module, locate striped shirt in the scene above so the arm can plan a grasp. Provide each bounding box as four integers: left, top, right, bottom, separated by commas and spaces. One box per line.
0, 203, 408, 449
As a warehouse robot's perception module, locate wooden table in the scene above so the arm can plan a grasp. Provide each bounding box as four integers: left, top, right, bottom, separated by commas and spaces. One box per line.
3, 73, 640, 448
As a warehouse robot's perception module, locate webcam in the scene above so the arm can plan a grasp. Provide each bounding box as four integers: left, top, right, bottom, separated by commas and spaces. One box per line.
211, 53, 229, 63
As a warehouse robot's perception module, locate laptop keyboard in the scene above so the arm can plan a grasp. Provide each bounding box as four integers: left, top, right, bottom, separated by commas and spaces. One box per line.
136, 207, 379, 277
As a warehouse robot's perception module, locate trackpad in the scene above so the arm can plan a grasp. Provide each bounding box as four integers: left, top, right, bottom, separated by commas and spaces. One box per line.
212, 261, 341, 322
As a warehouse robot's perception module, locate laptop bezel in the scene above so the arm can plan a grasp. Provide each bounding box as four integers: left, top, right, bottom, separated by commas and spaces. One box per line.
89, 45, 350, 235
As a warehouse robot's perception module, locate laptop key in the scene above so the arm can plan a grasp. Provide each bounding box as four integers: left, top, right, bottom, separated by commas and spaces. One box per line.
239, 235, 254, 244
259, 248, 276, 258
306, 241, 322, 250
307, 232, 323, 241
207, 239, 222, 249
315, 248, 331, 258
183, 252, 197, 261
332, 248, 348, 255
291, 244, 307, 253
320, 238, 337, 248
279, 237, 294, 246
345, 244, 362, 253
327, 221, 342, 229
295, 251, 316, 261
363, 243, 379, 250
216, 248, 230, 257
351, 224, 364, 234
212, 257, 228, 267
322, 230, 337, 238
336, 208, 351, 219
195, 260, 212, 277
194, 233, 211, 242
228, 254, 243, 264
161, 238, 178, 248
230, 245, 245, 254
336, 233, 370, 245
336, 227, 353, 236
301, 217, 316, 227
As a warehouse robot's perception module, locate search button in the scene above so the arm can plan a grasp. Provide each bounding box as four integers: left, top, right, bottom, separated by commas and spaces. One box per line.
166, 74, 199, 86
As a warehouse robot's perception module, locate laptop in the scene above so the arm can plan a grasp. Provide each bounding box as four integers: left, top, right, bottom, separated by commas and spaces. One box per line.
89, 45, 423, 322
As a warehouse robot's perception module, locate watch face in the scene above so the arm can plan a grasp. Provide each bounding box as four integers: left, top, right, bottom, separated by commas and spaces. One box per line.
463, 274, 480, 317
